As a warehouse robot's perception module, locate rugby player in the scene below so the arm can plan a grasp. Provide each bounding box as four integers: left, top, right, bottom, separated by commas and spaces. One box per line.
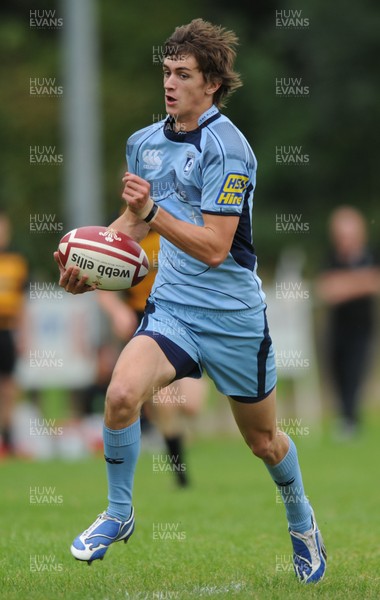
55, 19, 326, 583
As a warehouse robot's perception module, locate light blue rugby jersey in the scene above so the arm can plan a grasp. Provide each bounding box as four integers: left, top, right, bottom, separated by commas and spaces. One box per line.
126, 105, 266, 310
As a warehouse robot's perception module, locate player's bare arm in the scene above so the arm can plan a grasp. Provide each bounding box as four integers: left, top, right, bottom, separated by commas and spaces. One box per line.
152, 209, 239, 268
108, 206, 150, 243
122, 171, 239, 267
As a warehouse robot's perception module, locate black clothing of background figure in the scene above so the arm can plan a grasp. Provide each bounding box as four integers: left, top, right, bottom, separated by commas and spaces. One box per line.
317, 206, 380, 436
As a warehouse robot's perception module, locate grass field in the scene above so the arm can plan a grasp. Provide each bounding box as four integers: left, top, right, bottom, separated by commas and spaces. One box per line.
1, 413, 380, 600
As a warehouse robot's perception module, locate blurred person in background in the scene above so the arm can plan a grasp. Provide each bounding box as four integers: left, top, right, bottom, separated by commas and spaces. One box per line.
315, 206, 380, 438
0, 210, 28, 456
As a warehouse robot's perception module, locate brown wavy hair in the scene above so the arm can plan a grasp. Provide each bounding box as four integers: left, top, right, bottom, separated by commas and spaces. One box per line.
163, 18, 242, 109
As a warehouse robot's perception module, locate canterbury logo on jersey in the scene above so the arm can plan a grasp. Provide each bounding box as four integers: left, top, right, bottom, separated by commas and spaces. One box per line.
215, 173, 249, 206
142, 149, 163, 168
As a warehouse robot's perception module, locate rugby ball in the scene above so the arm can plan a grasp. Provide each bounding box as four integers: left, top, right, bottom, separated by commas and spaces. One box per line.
58, 226, 149, 290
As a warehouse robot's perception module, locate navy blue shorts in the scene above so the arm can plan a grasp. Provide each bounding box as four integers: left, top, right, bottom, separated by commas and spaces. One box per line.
134, 300, 277, 403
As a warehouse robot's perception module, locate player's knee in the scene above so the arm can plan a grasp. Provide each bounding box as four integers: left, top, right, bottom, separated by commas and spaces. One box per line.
106, 380, 140, 418
247, 433, 274, 461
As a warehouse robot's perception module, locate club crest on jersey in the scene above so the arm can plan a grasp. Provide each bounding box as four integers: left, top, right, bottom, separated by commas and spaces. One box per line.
142, 148, 163, 169
183, 152, 195, 175
215, 173, 249, 206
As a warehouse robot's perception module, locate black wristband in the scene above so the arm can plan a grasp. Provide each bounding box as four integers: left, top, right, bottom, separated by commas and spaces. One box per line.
143, 202, 159, 223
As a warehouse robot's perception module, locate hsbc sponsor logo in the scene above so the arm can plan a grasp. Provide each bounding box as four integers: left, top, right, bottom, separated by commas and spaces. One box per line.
142, 149, 163, 169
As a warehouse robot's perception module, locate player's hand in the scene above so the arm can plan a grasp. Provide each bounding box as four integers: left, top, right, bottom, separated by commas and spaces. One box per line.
53, 251, 97, 294
122, 172, 153, 219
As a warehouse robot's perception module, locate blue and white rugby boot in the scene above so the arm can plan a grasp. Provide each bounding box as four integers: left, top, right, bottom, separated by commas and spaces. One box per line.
289, 511, 327, 583
70, 508, 135, 564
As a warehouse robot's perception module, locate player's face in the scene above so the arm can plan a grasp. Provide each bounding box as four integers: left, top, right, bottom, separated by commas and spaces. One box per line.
163, 55, 219, 131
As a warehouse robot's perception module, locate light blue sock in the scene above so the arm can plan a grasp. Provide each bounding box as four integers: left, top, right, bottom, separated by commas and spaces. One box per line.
103, 419, 141, 521
265, 436, 312, 533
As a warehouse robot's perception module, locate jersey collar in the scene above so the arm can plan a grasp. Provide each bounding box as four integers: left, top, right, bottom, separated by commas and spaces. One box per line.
163, 105, 221, 147
197, 104, 220, 126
